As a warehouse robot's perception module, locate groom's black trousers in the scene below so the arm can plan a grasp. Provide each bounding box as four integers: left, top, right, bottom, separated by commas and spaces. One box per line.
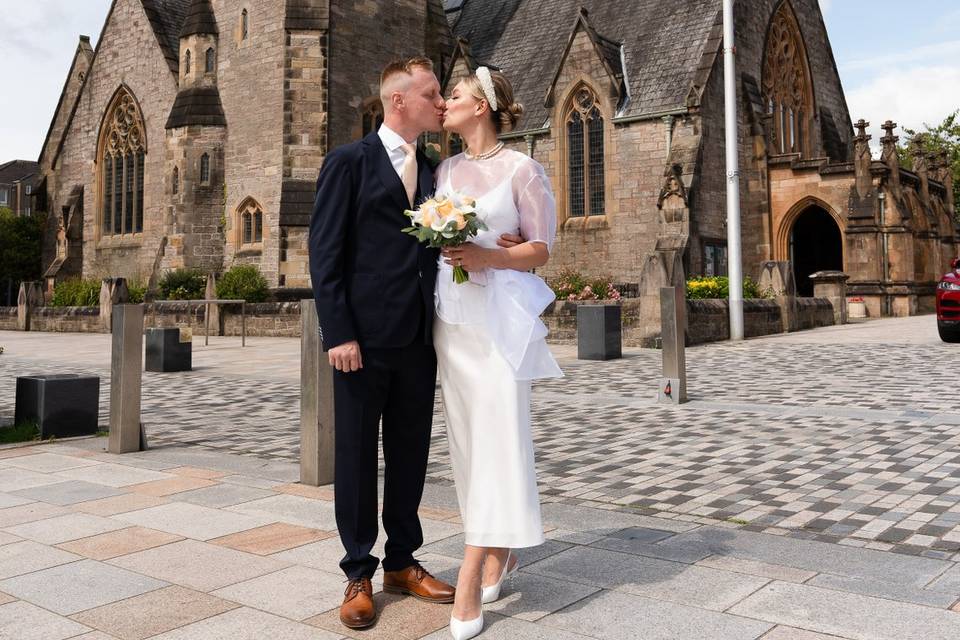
332, 339, 437, 580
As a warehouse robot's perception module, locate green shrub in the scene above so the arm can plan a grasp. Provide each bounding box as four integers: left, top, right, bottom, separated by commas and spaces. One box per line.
549, 268, 621, 301
158, 269, 206, 300
127, 280, 146, 304
217, 264, 269, 303
0, 208, 45, 286
686, 276, 767, 300
51, 278, 101, 307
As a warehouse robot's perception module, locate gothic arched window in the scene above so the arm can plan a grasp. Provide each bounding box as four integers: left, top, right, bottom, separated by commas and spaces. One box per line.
205, 47, 215, 73
361, 101, 384, 138
762, 1, 814, 156
184, 49, 191, 75
99, 87, 146, 236
565, 86, 605, 218
200, 153, 210, 184
172, 166, 179, 195
240, 9, 249, 40
237, 198, 264, 248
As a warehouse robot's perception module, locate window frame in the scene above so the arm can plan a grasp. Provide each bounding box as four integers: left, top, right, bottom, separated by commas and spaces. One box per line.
563, 84, 606, 220
205, 47, 216, 73
235, 198, 265, 251
97, 86, 147, 239
199, 153, 211, 185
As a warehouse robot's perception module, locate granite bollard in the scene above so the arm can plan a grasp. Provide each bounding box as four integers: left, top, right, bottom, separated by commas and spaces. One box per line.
658, 286, 688, 404
300, 299, 335, 486
145, 327, 192, 372
109, 304, 146, 453
15, 374, 100, 438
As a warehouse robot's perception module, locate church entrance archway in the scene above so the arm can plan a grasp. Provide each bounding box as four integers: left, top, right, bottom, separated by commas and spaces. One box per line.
790, 206, 843, 296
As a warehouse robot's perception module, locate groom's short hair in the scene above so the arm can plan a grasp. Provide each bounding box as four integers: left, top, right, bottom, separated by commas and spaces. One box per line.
380, 56, 435, 105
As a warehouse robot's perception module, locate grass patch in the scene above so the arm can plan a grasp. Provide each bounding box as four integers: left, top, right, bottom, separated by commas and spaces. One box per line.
0, 422, 41, 444
725, 517, 750, 526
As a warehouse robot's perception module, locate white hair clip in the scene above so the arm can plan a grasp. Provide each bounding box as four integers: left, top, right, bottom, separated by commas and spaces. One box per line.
475, 66, 498, 112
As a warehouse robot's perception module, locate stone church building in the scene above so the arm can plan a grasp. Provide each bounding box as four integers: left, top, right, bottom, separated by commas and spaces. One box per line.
38, 0, 957, 318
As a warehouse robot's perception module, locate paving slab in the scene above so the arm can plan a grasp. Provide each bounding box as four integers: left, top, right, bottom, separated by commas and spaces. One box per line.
3, 453, 101, 473
128, 476, 218, 497
0, 600, 92, 640
0, 467, 66, 491
0, 501, 71, 526
668, 526, 950, 586
589, 533, 713, 564
0, 493, 34, 509
524, 545, 769, 611
422, 533, 572, 567
226, 494, 340, 530
0, 531, 20, 546
210, 522, 334, 555
307, 591, 452, 640
173, 482, 275, 508
696, 555, 818, 583
0, 540, 82, 578
70, 585, 239, 640
484, 571, 600, 621
272, 536, 380, 576
55, 463, 174, 488
729, 581, 960, 640
212, 565, 347, 620
926, 563, 960, 593
808, 572, 958, 609
753, 625, 850, 639
418, 611, 594, 640
541, 590, 773, 640
109, 539, 290, 591
112, 501, 276, 540
57, 526, 183, 560
0, 558, 167, 615
10, 481, 127, 506
540, 502, 697, 535
148, 606, 344, 640
71, 493, 170, 516
3, 512, 127, 544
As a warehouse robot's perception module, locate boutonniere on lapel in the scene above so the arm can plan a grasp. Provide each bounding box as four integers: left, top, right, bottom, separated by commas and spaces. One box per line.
419, 141, 442, 169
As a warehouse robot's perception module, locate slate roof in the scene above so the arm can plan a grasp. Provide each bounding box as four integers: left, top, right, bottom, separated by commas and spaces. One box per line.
0, 160, 40, 184
179, 0, 218, 37
450, 0, 722, 131
165, 86, 227, 129
142, 0, 191, 73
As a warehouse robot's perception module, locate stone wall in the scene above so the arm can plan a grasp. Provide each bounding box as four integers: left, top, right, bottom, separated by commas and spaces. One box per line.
793, 297, 836, 331
0, 307, 17, 331
223, 302, 301, 337
31, 307, 104, 333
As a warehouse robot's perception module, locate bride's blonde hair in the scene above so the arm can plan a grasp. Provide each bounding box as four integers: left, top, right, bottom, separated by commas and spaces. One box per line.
461, 69, 524, 134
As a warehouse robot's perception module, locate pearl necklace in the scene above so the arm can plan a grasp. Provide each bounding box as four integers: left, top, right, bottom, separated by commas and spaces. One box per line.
464, 142, 504, 161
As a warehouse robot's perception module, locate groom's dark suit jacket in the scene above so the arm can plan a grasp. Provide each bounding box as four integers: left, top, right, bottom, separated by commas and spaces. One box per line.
309, 132, 439, 351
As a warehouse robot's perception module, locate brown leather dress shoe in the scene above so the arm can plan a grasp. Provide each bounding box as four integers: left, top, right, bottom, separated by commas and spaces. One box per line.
340, 577, 376, 629
383, 563, 456, 603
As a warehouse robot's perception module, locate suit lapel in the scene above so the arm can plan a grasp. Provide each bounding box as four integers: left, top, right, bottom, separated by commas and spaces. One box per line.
416, 151, 434, 205
364, 132, 411, 213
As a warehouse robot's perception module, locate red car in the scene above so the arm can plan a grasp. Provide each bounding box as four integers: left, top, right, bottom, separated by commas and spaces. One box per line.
938, 257, 960, 342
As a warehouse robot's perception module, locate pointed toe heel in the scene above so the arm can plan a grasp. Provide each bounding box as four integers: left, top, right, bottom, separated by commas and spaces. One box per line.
449, 613, 484, 640
481, 552, 519, 604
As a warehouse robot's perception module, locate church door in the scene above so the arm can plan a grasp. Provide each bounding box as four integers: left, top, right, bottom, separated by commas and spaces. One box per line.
790, 206, 843, 296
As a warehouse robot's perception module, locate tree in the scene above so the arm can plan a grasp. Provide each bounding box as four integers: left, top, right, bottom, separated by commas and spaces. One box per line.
897, 110, 960, 222
0, 208, 46, 295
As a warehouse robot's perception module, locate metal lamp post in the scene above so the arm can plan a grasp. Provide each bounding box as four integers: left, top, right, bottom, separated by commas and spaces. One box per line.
723, 0, 744, 340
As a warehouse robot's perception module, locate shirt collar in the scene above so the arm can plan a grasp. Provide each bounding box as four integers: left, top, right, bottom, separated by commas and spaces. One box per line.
378, 124, 415, 152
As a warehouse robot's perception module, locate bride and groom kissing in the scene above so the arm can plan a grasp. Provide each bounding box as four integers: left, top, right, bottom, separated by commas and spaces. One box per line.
309, 56, 561, 640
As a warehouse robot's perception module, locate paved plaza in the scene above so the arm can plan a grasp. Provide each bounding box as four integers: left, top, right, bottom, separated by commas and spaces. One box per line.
0, 316, 958, 638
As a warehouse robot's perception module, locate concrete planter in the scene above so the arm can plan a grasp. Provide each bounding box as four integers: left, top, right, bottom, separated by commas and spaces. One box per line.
576, 304, 622, 360
14, 374, 100, 438
145, 327, 192, 372
848, 300, 867, 319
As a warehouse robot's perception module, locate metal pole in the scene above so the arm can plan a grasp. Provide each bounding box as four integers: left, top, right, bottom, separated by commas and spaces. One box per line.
204, 302, 209, 346
241, 302, 246, 347
723, 0, 744, 341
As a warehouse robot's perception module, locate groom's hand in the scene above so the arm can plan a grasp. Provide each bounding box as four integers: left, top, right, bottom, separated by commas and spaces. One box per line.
497, 233, 525, 248
329, 340, 363, 372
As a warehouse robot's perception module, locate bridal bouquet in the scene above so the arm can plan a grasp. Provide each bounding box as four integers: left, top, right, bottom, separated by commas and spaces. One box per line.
403, 192, 487, 284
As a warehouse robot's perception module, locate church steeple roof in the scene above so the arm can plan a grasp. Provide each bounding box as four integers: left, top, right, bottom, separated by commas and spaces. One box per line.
179, 0, 218, 38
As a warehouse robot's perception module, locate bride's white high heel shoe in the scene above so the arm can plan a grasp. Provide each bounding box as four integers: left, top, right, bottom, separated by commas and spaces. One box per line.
449, 612, 483, 640
481, 551, 518, 604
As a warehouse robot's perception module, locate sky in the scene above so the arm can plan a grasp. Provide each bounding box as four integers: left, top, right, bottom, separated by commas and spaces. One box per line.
1, 0, 959, 161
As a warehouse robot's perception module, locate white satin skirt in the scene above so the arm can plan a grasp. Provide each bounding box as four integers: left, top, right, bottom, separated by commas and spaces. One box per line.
434, 316, 545, 548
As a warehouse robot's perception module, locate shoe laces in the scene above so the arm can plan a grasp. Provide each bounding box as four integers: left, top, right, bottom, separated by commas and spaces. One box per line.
344, 577, 371, 599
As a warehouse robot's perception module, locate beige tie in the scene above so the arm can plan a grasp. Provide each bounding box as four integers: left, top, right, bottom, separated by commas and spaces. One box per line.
400, 143, 418, 207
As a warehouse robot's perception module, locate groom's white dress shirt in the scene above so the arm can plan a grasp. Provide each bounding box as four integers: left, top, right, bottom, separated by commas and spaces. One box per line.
378, 124, 417, 178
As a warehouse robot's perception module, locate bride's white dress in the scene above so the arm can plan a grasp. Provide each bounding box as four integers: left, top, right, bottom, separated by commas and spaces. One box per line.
433, 149, 562, 548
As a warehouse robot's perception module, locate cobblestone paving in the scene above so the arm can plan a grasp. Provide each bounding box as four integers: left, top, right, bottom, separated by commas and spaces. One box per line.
2, 318, 959, 560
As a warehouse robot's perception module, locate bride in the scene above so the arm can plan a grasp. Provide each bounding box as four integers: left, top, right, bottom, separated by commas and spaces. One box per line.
434, 67, 562, 639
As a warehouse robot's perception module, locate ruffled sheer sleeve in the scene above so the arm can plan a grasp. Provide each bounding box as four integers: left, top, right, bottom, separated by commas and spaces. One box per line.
513, 158, 557, 251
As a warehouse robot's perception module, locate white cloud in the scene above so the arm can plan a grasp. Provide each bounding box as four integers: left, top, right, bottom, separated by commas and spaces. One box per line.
819, 0, 833, 14
846, 64, 960, 150
839, 40, 960, 73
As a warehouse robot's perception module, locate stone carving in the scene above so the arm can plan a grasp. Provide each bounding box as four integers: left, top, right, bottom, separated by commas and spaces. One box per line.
762, 1, 812, 155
